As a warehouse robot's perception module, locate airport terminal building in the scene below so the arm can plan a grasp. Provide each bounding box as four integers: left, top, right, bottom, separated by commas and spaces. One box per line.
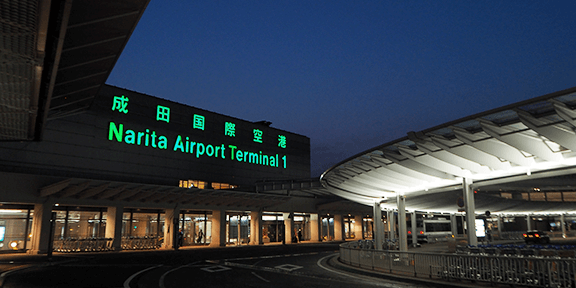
0, 84, 372, 254
0, 0, 371, 254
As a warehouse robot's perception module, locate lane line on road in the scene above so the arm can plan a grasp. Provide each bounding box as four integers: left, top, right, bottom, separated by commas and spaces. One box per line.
223, 251, 327, 262
251, 272, 270, 283
159, 261, 206, 288
123, 264, 162, 288
316, 253, 396, 287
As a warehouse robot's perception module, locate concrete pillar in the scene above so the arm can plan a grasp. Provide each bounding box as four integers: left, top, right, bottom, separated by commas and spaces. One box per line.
526, 215, 532, 231
105, 206, 123, 251
283, 212, 294, 244
397, 195, 408, 252
411, 212, 418, 246
29, 201, 55, 254
463, 178, 477, 246
385, 210, 390, 240
210, 210, 226, 247
373, 202, 385, 250
450, 213, 457, 236
250, 211, 262, 245
309, 214, 321, 242
163, 207, 180, 249
561, 214, 567, 238
334, 214, 344, 241
354, 215, 363, 240
497, 215, 503, 238
389, 209, 396, 240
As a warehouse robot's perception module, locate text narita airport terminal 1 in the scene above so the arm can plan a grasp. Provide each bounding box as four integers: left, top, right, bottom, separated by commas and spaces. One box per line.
108, 122, 287, 169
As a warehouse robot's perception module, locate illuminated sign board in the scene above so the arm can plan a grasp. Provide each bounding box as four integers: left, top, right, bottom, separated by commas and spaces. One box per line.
475, 219, 485, 237
108, 94, 292, 169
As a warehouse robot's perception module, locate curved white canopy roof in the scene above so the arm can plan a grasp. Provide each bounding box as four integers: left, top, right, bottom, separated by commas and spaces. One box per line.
321, 86, 576, 213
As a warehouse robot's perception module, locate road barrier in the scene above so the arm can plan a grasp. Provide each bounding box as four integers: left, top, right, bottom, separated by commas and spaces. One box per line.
53, 237, 113, 252
340, 241, 576, 287
121, 236, 162, 250
53, 236, 162, 252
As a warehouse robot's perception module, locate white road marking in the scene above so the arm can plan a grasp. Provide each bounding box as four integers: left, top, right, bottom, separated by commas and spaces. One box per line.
200, 265, 231, 273
224, 251, 328, 262
251, 271, 270, 282
159, 261, 210, 288
123, 265, 162, 288
275, 264, 303, 271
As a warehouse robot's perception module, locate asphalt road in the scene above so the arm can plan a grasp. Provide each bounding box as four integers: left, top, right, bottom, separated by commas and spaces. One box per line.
0, 243, 441, 288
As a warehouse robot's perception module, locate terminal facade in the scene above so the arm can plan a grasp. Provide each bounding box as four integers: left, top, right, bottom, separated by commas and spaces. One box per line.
0, 0, 373, 255
0, 85, 372, 254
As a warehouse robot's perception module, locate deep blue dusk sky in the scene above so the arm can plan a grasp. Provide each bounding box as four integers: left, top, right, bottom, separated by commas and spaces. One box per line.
106, 1, 576, 177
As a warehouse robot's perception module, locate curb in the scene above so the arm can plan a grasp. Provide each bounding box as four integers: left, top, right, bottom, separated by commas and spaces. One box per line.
325, 255, 482, 288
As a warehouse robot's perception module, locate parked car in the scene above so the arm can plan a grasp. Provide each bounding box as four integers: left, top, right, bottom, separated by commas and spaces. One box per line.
523, 230, 550, 244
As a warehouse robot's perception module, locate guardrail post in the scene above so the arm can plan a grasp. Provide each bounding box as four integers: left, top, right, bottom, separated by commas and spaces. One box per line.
389, 251, 393, 273
413, 253, 416, 277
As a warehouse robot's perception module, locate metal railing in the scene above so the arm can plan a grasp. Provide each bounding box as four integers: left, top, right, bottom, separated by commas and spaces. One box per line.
53, 236, 162, 252
340, 241, 576, 287
121, 236, 162, 250
53, 237, 113, 253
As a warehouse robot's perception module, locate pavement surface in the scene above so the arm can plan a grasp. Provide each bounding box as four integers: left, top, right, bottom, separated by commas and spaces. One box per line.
0, 238, 574, 287
0, 241, 448, 288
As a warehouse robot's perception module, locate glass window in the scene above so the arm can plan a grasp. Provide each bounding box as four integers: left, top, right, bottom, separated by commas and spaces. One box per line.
226, 213, 250, 245
0, 209, 32, 251
262, 213, 281, 243
131, 212, 160, 237
563, 192, 576, 201
529, 193, 546, 201
179, 211, 211, 246
546, 192, 562, 202
321, 216, 334, 241
67, 211, 105, 239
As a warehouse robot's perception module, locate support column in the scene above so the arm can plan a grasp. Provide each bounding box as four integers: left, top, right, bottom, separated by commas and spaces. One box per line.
283, 212, 294, 244
163, 207, 180, 249
373, 202, 384, 250
389, 209, 396, 240
561, 214, 567, 238
354, 215, 363, 240
210, 210, 226, 247
333, 214, 344, 241
105, 206, 123, 251
497, 215, 503, 239
526, 215, 532, 231
309, 214, 321, 242
450, 213, 457, 236
411, 212, 418, 246
386, 209, 392, 240
249, 210, 262, 245
29, 201, 55, 254
463, 178, 477, 246
397, 195, 408, 252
